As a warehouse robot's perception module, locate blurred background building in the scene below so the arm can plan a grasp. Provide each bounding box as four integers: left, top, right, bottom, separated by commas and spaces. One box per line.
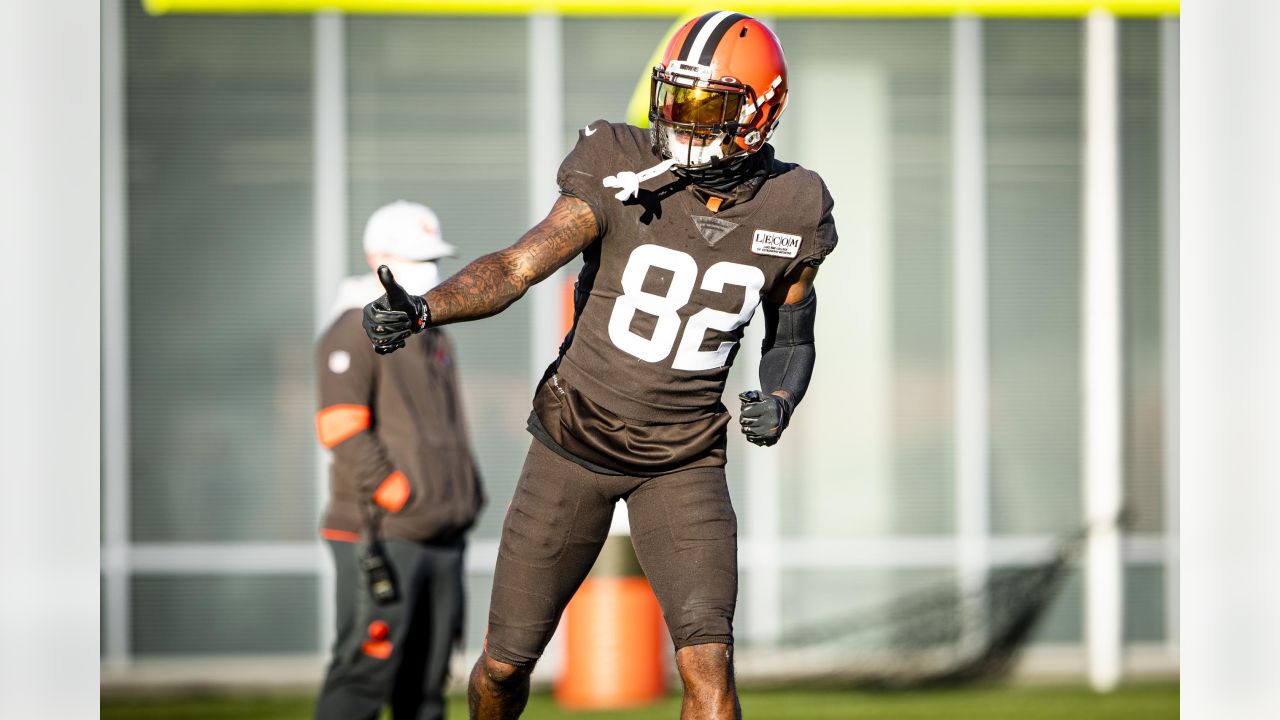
101, 0, 1178, 690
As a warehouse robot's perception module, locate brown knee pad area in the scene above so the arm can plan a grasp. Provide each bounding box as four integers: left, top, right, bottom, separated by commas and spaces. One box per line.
627, 465, 738, 649
484, 441, 622, 667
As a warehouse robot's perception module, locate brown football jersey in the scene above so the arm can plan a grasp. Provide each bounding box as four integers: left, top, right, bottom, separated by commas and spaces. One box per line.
535, 119, 837, 473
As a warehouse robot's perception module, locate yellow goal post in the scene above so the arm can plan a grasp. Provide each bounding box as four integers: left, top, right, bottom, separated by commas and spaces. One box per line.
144, 1, 1179, 19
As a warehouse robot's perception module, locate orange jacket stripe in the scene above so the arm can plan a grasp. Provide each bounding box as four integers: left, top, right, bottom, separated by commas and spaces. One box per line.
373, 471, 411, 513
315, 404, 371, 448
361, 639, 393, 660
320, 528, 361, 543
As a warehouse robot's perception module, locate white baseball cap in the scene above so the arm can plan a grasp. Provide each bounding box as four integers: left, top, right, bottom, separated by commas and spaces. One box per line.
362, 200, 456, 262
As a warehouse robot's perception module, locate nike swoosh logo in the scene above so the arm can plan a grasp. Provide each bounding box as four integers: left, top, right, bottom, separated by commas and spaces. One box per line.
583, 125, 597, 136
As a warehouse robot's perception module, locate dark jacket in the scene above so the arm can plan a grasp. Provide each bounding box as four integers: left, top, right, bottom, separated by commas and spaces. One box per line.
316, 307, 485, 544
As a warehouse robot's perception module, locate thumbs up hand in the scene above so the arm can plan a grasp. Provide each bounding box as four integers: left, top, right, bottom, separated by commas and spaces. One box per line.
363, 265, 432, 355
376, 265, 416, 315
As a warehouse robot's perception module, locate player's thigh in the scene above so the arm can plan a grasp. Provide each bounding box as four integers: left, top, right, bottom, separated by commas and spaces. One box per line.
627, 465, 738, 648
485, 440, 615, 666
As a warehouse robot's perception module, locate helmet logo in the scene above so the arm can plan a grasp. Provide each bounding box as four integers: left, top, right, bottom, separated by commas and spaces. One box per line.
668, 60, 713, 80
744, 130, 762, 146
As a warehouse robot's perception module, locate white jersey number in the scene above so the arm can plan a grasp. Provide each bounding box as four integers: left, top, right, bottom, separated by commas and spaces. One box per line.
607, 244, 765, 370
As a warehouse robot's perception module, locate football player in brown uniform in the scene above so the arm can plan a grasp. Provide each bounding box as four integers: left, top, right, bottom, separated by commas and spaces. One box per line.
364, 12, 836, 720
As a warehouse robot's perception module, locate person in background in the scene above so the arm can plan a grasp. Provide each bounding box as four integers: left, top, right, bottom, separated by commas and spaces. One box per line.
314, 200, 486, 720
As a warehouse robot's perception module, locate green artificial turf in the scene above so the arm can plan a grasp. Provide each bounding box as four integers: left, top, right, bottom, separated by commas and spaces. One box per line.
102, 683, 1178, 719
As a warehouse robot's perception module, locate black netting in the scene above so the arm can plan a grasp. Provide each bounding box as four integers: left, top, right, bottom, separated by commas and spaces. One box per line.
767, 533, 1085, 690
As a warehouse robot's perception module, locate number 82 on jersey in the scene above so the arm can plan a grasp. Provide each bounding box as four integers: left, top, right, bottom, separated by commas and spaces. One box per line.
606, 244, 765, 372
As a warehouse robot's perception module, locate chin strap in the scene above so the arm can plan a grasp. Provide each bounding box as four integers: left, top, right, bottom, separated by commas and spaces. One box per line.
602, 158, 677, 201
675, 152, 756, 192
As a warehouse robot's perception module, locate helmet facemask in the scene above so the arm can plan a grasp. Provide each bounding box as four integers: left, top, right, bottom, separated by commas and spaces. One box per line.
649, 68, 754, 169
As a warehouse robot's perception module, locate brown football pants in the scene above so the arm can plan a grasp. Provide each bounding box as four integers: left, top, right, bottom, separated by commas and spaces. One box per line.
483, 440, 738, 666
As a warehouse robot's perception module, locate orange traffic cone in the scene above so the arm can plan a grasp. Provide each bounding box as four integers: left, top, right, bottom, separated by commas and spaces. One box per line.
555, 534, 667, 709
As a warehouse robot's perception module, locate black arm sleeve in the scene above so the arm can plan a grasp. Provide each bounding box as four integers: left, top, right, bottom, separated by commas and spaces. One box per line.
759, 288, 818, 413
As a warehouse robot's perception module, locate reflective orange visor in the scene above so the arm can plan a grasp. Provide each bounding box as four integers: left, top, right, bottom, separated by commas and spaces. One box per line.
652, 80, 744, 129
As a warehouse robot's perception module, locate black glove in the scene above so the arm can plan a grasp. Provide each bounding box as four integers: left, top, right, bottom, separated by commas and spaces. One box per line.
363, 265, 431, 355
738, 390, 791, 447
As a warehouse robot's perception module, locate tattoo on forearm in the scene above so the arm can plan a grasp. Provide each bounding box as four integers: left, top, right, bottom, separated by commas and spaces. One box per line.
423, 252, 525, 325
425, 196, 597, 325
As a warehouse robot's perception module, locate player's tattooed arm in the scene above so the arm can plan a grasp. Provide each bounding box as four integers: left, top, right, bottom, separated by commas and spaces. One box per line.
425, 195, 599, 325
362, 195, 597, 353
